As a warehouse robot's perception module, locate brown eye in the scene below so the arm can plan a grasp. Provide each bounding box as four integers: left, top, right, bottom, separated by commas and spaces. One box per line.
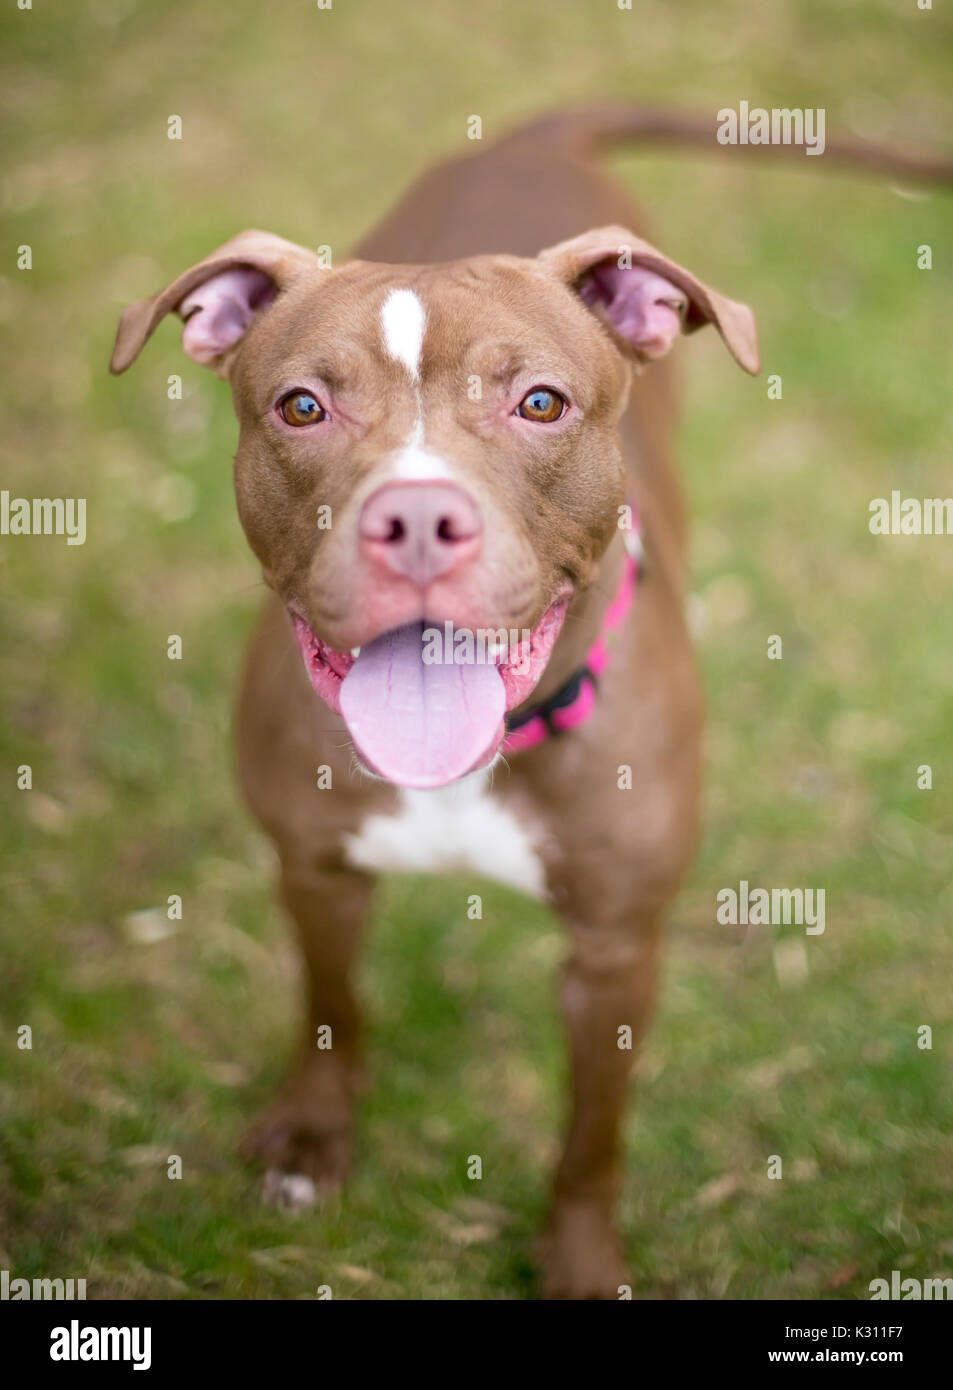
516, 387, 566, 423
278, 391, 327, 427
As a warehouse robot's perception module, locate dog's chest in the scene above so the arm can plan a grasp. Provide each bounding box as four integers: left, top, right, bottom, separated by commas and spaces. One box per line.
342, 771, 546, 897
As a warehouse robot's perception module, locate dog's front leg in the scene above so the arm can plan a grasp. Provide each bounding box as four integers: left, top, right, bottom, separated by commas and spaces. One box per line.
540, 913, 663, 1300
241, 857, 373, 1207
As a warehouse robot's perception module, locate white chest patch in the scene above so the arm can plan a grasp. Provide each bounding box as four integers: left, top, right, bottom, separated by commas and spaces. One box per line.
380, 288, 426, 380
343, 771, 547, 898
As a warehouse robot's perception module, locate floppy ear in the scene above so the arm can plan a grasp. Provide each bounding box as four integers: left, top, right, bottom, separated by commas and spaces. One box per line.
537, 225, 760, 375
109, 229, 321, 374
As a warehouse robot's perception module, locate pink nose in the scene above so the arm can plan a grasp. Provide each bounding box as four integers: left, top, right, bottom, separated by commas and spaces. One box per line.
358, 482, 482, 585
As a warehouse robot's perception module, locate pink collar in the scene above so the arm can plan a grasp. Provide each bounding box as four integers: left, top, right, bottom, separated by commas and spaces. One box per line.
502, 530, 642, 756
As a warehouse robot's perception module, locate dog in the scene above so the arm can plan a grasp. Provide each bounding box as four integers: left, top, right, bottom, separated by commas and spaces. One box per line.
111, 105, 951, 1299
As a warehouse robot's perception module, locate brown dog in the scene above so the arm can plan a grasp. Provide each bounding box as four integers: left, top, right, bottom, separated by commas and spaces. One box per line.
110, 106, 948, 1298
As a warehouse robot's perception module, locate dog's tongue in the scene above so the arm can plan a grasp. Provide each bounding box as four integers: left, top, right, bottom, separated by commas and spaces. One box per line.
340, 622, 505, 789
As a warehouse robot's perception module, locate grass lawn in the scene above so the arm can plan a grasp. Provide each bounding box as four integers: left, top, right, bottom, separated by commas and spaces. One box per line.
1, 0, 951, 1299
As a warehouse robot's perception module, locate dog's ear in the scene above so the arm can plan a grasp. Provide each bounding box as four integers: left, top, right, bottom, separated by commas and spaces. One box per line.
537, 225, 760, 375
110, 230, 321, 374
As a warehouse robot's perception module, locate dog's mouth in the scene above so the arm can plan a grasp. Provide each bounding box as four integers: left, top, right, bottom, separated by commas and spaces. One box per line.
291, 598, 569, 789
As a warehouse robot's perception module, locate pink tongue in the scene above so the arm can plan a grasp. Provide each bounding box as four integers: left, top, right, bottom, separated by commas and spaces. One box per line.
340, 622, 506, 789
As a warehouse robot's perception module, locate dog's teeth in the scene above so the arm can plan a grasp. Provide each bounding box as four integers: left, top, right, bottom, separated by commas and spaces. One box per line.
350, 646, 361, 658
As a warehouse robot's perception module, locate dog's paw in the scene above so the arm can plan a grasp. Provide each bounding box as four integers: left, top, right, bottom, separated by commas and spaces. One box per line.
261, 1169, 319, 1210
241, 1061, 353, 1203
537, 1201, 630, 1300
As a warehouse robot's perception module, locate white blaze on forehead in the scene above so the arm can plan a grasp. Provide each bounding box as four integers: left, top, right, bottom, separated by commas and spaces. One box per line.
380, 288, 426, 380
378, 288, 449, 481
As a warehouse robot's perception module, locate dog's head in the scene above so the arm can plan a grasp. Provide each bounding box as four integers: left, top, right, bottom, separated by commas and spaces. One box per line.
112, 226, 758, 787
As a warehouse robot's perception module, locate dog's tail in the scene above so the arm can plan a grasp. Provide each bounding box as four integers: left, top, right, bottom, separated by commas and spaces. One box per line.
503, 103, 953, 186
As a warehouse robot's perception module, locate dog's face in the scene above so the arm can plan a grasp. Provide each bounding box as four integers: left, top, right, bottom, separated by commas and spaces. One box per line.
112, 227, 757, 786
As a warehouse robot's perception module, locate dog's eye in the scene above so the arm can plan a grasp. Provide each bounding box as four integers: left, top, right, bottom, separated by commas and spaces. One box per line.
516, 388, 566, 423
278, 391, 327, 427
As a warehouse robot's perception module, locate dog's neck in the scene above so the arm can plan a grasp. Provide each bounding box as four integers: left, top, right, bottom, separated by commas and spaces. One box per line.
509, 530, 629, 719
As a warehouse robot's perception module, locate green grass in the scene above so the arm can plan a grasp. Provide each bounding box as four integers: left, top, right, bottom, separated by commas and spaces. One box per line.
1, 0, 952, 1299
